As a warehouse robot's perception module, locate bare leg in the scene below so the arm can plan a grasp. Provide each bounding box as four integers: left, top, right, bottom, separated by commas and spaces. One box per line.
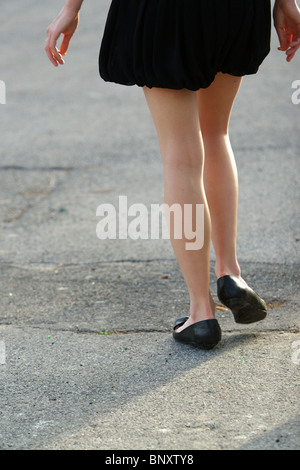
143, 87, 214, 330
197, 73, 242, 280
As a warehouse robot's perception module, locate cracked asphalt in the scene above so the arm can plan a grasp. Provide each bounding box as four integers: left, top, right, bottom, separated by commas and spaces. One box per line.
0, 0, 299, 451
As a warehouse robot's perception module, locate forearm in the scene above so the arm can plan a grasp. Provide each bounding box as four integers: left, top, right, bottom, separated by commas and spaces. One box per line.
275, 0, 298, 6
65, 0, 84, 14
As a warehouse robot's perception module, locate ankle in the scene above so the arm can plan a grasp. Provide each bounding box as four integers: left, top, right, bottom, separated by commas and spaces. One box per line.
190, 294, 215, 321
215, 261, 241, 280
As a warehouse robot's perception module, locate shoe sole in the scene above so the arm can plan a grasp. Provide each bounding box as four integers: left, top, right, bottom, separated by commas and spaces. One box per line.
225, 297, 267, 324
173, 336, 220, 350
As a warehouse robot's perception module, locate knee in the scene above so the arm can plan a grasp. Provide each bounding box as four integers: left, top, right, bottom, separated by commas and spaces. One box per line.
200, 115, 230, 140
161, 141, 204, 172
200, 127, 231, 153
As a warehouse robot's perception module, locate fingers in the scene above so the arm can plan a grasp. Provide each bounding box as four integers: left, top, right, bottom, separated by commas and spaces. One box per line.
45, 27, 65, 67
58, 34, 71, 56
286, 38, 300, 61
276, 24, 300, 61
276, 26, 290, 51
290, 35, 300, 49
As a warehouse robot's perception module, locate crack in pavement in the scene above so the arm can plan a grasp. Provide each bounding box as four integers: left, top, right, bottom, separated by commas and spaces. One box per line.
0, 165, 74, 172
1, 323, 298, 336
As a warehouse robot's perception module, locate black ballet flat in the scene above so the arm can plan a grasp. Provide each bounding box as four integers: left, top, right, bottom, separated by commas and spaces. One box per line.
217, 275, 267, 324
173, 317, 222, 350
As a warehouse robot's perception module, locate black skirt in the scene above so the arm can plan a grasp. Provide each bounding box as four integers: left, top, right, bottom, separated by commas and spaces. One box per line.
99, 0, 271, 91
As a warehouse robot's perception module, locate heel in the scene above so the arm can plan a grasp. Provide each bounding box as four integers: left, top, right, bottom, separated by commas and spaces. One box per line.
173, 318, 222, 350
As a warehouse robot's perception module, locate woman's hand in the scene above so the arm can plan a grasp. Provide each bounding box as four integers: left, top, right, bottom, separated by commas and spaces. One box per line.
45, 6, 80, 67
273, 0, 300, 62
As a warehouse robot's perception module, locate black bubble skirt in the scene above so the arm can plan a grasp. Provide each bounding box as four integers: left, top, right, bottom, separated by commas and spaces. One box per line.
99, 0, 271, 91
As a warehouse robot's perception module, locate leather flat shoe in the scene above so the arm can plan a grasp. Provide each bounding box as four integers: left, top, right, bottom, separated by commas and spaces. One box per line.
173, 318, 222, 350
217, 275, 267, 324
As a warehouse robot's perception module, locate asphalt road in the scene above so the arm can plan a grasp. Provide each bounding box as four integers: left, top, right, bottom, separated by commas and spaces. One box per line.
0, 0, 299, 451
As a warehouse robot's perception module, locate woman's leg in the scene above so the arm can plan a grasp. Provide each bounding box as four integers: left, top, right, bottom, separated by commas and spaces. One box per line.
197, 73, 242, 280
143, 87, 214, 330
197, 73, 267, 324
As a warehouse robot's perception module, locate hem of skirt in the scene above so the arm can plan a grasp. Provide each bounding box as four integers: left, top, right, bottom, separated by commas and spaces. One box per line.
100, 67, 263, 91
